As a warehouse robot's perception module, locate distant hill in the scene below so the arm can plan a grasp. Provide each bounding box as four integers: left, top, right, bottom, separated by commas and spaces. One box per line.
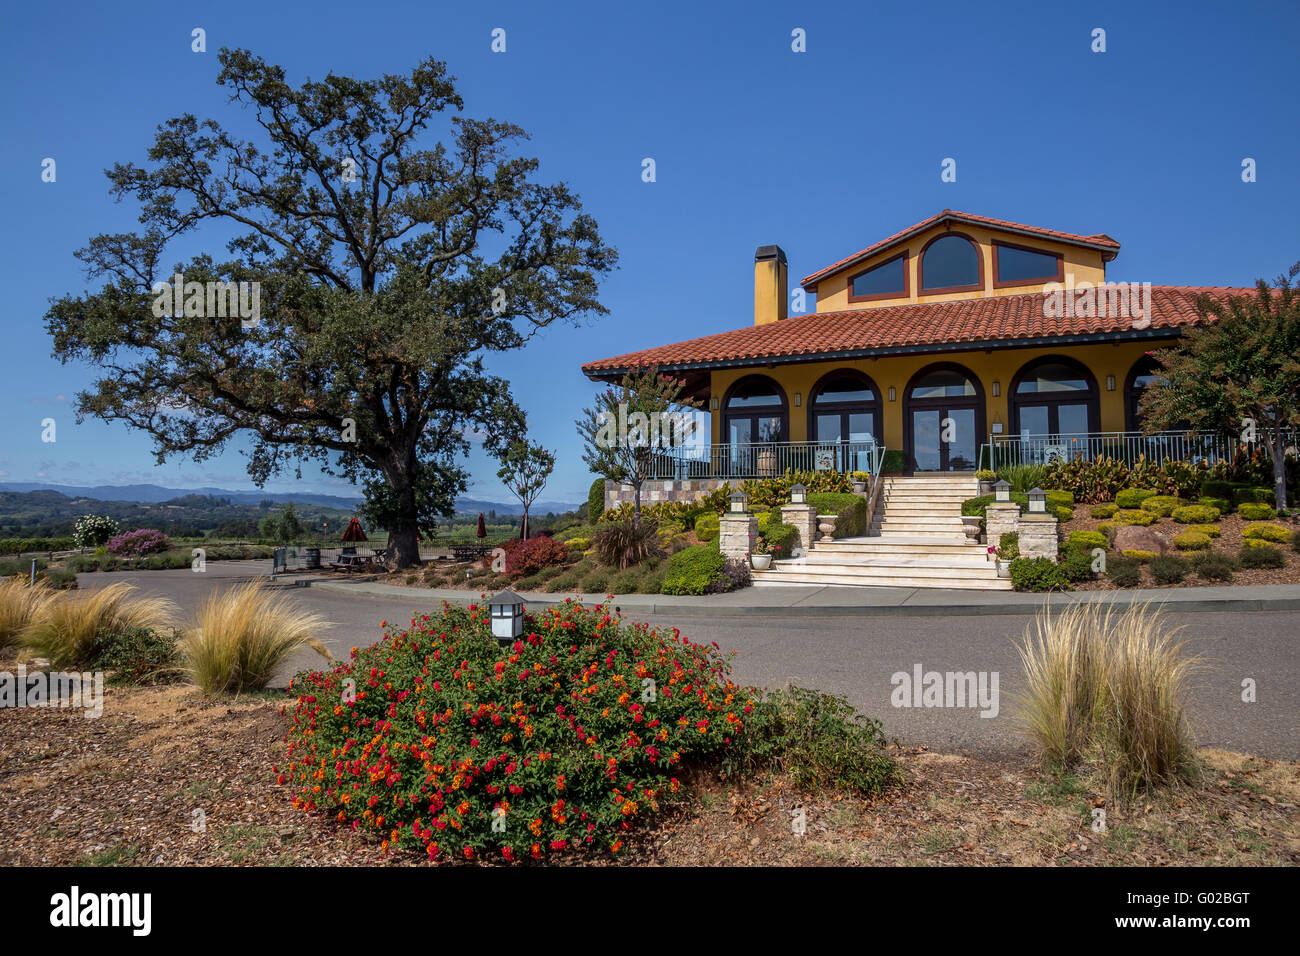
0, 482, 362, 509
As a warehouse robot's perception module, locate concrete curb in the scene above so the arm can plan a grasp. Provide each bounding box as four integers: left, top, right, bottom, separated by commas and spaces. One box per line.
290, 576, 1300, 618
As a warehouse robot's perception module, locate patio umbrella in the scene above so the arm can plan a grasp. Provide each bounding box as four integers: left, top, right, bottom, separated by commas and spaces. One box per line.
476, 513, 487, 540
341, 516, 368, 546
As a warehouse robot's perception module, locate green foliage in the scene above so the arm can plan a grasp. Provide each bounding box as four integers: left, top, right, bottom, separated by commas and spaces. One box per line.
1054, 506, 1074, 522
725, 686, 901, 795
1189, 551, 1236, 581
693, 513, 719, 543
1107, 556, 1142, 587
591, 518, 664, 570
0, 537, 76, 555
880, 450, 907, 474
496, 440, 556, 538
994, 531, 1019, 559
660, 544, 728, 596
1232, 486, 1276, 506
974, 469, 996, 481
1041, 457, 1127, 503
587, 478, 606, 522
1242, 523, 1290, 543
1171, 504, 1220, 524
1200, 479, 1235, 499
1187, 524, 1221, 538
805, 492, 867, 538
90, 626, 183, 686
1067, 531, 1108, 552
1009, 557, 1071, 592
1149, 555, 1191, 585
73, 515, 120, 549
1197, 496, 1232, 515
1140, 495, 1184, 517
1115, 488, 1158, 509
1115, 509, 1156, 527
762, 521, 798, 559
1240, 544, 1285, 569
259, 502, 306, 545
1096, 521, 1117, 538
1121, 550, 1157, 562
996, 464, 1047, 494
1238, 502, 1278, 520
1089, 503, 1118, 519
1057, 547, 1095, 583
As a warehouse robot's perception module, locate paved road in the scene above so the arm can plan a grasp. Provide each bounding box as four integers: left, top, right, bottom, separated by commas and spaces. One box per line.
78, 562, 1300, 760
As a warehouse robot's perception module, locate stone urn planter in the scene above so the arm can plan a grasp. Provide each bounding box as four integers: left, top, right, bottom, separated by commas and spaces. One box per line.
978, 480, 994, 496
751, 553, 773, 571
996, 558, 1012, 578
851, 478, 867, 494
961, 516, 983, 543
817, 514, 838, 543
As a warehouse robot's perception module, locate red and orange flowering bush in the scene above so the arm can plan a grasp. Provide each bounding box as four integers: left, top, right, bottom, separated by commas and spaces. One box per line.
279, 598, 756, 862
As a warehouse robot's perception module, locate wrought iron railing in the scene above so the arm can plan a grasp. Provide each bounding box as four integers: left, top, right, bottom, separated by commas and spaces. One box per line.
978, 429, 1275, 469
647, 440, 883, 480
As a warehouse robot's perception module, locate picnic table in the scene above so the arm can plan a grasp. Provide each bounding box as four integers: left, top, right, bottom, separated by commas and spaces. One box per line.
450, 545, 494, 562
328, 553, 374, 572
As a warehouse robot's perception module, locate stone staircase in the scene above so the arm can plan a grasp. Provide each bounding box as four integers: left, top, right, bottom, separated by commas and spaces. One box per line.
751, 474, 1012, 590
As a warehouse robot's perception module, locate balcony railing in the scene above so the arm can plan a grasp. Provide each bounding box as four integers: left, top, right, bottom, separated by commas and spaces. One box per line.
647, 440, 883, 480
979, 429, 1283, 469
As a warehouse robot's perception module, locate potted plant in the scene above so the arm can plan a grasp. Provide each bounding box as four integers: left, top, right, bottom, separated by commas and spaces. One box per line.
975, 469, 997, 495
750, 536, 773, 570
988, 533, 1019, 577
850, 470, 869, 494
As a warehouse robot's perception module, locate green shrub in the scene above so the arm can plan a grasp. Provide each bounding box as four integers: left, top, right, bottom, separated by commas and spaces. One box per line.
1292, 530, 1300, 554
1232, 486, 1275, 506
0, 537, 77, 556
91, 625, 183, 685
37, 567, 78, 590
1187, 524, 1221, 538
1171, 531, 1211, 551
587, 478, 606, 522
579, 567, 612, 593
591, 518, 664, 570
1121, 549, 1157, 562
1054, 506, 1075, 522
1090, 503, 1118, 519
1242, 523, 1290, 543
1057, 548, 1095, 583
1140, 495, 1183, 517
1115, 488, 1157, 509
756, 511, 773, 532
1067, 530, 1108, 552
1190, 552, 1236, 581
725, 686, 901, 795
997, 464, 1047, 493
661, 544, 728, 596
283, 600, 766, 861
1240, 544, 1285, 569
963, 492, 1028, 517
1149, 555, 1191, 585
693, 513, 720, 543
1238, 502, 1278, 521
1115, 509, 1156, 527
1096, 521, 1117, 538
1197, 497, 1232, 515
1009, 557, 1071, 592
566, 537, 590, 551
806, 492, 867, 538
1200, 479, 1235, 500
762, 521, 799, 560
1107, 556, 1141, 587
1171, 504, 1220, 524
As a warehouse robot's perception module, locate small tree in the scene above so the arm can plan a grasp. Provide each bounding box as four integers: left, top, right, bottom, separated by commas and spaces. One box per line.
1141, 267, 1300, 510
576, 366, 703, 526
496, 440, 555, 540
259, 501, 305, 544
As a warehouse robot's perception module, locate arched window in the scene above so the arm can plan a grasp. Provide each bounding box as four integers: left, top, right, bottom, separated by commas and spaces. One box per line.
1010, 357, 1099, 438
722, 375, 787, 476
1125, 355, 1164, 431
919, 233, 982, 294
809, 370, 881, 472
904, 363, 985, 471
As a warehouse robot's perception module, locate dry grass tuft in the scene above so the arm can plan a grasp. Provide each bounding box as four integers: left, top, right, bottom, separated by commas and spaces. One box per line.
20, 581, 176, 669
0, 578, 58, 654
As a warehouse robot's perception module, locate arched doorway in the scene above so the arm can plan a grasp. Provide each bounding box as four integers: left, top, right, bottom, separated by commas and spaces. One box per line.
903, 363, 985, 472
1124, 354, 1163, 432
808, 369, 882, 473
1010, 356, 1100, 439
721, 375, 788, 475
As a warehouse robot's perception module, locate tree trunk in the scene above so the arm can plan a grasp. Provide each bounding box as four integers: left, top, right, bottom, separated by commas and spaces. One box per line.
390, 522, 421, 568
1272, 431, 1289, 511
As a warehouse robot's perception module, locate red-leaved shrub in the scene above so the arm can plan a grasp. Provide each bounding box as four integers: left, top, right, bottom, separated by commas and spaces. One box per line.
496, 536, 569, 577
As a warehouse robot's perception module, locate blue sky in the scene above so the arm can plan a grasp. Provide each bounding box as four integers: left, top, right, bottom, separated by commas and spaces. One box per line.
1, 0, 1296, 505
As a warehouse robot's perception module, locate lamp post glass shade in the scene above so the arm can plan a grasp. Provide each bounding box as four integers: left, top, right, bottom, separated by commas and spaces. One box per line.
488, 589, 526, 641
790, 483, 806, 504
993, 479, 1011, 502
728, 492, 749, 514
1027, 487, 1047, 513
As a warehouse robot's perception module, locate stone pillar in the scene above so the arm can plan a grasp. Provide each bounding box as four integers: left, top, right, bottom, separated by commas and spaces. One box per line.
718, 514, 758, 563
779, 503, 817, 555
1018, 513, 1059, 562
985, 502, 1021, 549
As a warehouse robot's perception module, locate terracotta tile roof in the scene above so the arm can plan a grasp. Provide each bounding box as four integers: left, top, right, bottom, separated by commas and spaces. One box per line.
582, 286, 1253, 378
800, 210, 1124, 289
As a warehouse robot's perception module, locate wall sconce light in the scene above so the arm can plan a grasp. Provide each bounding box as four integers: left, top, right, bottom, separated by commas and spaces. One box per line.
710, 397, 719, 410
1106, 374, 1116, 391
888, 386, 896, 402
991, 380, 1000, 397
794, 392, 801, 407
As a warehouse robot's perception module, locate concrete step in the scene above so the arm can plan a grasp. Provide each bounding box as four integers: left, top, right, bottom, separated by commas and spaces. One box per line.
795, 552, 995, 568
818, 536, 989, 552
876, 519, 968, 530
752, 568, 1013, 590
878, 507, 968, 517
769, 560, 1002, 579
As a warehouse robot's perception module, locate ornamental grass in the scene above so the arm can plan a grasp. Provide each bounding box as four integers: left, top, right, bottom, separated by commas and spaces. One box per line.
0, 578, 57, 655
20, 581, 176, 669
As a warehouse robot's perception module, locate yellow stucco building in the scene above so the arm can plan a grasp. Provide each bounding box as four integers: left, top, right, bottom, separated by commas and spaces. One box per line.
584, 210, 1248, 475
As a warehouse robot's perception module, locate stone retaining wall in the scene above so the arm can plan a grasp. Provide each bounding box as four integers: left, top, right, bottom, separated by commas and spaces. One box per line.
605, 478, 729, 512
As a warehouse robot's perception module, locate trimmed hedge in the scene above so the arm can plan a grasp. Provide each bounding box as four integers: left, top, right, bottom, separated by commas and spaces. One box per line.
1198, 496, 1232, 515
0, 537, 76, 555
694, 514, 720, 543
1187, 524, 1221, 538
762, 521, 799, 558
1232, 486, 1275, 506
1140, 495, 1184, 517
1089, 503, 1118, 519
1172, 531, 1212, 551
1009, 556, 1071, 592
1067, 530, 1108, 552
1115, 509, 1156, 527
1121, 549, 1157, 562
659, 542, 743, 595
1115, 488, 1157, 509
587, 478, 606, 521
1200, 479, 1235, 499
806, 492, 867, 538
1238, 502, 1278, 521
1242, 523, 1290, 543
1171, 504, 1220, 524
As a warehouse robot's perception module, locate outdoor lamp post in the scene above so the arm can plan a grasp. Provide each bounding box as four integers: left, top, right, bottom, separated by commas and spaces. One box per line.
1027, 487, 1047, 513
488, 589, 526, 643
790, 483, 806, 505
993, 480, 1011, 503
728, 491, 749, 515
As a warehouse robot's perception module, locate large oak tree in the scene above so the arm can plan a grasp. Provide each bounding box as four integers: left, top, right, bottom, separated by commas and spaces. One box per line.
45, 49, 616, 566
